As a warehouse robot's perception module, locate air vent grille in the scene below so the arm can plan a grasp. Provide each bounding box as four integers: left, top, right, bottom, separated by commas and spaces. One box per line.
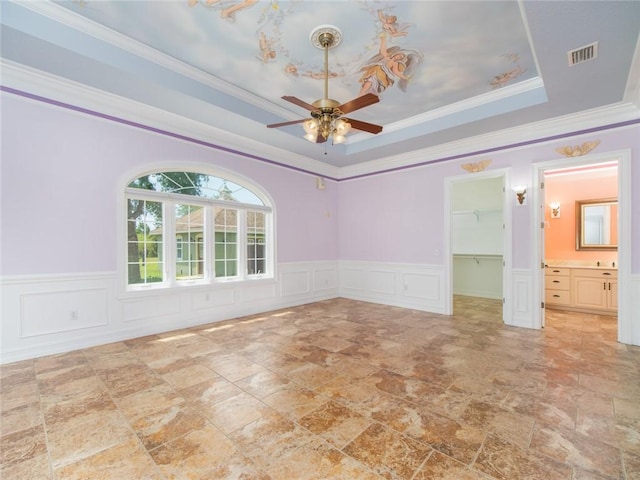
568, 42, 598, 66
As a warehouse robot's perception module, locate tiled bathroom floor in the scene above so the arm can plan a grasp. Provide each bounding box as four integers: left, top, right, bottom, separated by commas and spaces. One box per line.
2, 296, 639, 479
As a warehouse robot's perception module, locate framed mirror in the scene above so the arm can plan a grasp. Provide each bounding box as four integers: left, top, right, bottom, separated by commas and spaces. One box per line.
575, 197, 617, 250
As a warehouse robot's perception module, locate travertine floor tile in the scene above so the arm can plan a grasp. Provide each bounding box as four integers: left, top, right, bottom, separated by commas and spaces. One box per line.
414, 451, 486, 479
343, 422, 432, 479
530, 423, 623, 478
299, 400, 373, 450
474, 434, 572, 480
54, 438, 164, 480
1, 297, 639, 479
47, 410, 136, 469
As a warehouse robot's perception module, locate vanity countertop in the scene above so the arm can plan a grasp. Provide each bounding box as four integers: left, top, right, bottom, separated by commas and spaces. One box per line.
545, 262, 617, 270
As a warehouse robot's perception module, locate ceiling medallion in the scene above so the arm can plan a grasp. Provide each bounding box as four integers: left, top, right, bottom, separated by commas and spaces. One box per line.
266, 24, 383, 145
309, 25, 343, 50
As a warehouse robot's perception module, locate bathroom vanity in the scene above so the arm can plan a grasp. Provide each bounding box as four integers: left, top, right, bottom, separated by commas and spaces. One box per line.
545, 266, 617, 314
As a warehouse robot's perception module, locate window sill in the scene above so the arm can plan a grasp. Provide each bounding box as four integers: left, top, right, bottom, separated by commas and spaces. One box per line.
121, 276, 275, 299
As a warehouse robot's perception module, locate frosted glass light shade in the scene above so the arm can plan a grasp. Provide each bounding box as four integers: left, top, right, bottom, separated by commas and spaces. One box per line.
303, 119, 319, 135
334, 119, 351, 135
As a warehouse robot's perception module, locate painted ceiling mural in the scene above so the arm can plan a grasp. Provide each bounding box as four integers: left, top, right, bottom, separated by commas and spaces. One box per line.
59, 0, 536, 125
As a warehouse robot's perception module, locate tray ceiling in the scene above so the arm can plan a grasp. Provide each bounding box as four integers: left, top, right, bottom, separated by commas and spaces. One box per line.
1, 1, 639, 173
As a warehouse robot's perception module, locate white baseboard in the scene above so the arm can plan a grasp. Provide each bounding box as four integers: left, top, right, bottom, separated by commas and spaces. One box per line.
3, 263, 636, 363
0, 261, 339, 364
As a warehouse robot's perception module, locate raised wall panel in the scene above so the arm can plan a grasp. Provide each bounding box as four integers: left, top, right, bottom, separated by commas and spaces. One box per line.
21, 288, 108, 337
243, 283, 276, 302
123, 294, 181, 322
2, 262, 339, 363
509, 269, 533, 328
281, 271, 311, 297
402, 273, 440, 301
191, 288, 235, 311
314, 268, 338, 291
339, 261, 445, 313
368, 270, 396, 295
342, 268, 365, 291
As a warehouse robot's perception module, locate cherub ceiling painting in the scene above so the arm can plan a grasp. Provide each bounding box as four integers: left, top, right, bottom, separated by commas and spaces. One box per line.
60, 1, 536, 126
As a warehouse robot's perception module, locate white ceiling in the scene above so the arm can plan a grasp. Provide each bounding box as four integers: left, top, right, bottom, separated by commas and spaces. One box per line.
1, 1, 639, 176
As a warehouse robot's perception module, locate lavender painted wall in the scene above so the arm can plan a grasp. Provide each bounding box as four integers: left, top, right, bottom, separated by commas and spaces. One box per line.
0, 94, 338, 276
1, 92, 638, 277
338, 126, 640, 272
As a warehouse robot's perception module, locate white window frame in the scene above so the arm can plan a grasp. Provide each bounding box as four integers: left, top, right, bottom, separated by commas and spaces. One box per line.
122, 169, 275, 294
176, 236, 183, 261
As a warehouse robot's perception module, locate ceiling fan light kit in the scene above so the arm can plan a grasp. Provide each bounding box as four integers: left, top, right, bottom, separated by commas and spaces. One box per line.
267, 25, 383, 145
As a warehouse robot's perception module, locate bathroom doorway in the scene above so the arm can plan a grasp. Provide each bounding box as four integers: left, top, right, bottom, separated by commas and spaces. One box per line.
533, 150, 631, 342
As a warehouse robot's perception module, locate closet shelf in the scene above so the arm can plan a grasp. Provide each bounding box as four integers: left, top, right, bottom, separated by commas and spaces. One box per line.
452, 209, 502, 221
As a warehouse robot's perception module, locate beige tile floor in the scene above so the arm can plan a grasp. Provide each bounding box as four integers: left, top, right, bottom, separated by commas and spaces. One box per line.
1, 296, 639, 479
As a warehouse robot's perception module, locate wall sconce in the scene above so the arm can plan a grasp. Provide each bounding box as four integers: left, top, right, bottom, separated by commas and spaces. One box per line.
550, 202, 561, 218
316, 176, 326, 190
513, 185, 527, 206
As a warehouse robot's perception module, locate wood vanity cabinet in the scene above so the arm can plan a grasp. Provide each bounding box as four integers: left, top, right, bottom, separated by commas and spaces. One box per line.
545, 268, 571, 307
545, 267, 617, 314
572, 268, 617, 312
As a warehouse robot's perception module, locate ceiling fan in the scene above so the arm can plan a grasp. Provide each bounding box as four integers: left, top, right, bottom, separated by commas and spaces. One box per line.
267, 25, 383, 144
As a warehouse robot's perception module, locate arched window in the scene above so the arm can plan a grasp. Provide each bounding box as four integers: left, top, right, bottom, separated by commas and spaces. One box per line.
125, 171, 273, 289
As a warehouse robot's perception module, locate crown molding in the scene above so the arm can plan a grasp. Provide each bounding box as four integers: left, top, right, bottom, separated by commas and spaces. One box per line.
1, 59, 340, 180
624, 29, 640, 109
384, 77, 545, 136
337, 101, 640, 180
2, 57, 637, 183
9, 0, 294, 120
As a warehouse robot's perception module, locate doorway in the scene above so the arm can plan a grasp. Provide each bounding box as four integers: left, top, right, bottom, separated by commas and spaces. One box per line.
444, 169, 511, 322
532, 150, 631, 342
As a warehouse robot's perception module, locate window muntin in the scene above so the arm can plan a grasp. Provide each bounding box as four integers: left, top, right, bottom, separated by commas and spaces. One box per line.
214, 208, 238, 278
175, 204, 204, 281
128, 172, 264, 206
247, 211, 266, 275
176, 236, 183, 260
125, 170, 272, 291
127, 199, 164, 285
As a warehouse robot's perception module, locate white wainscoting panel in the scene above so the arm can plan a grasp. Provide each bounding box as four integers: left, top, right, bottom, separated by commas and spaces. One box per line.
508, 269, 535, 328
190, 288, 235, 311
0, 261, 339, 363
339, 261, 446, 313
21, 288, 108, 337
242, 283, 277, 302
7, 262, 625, 363
278, 262, 339, 301
122, 294, 181, 322
341, 268, 365, 291
369, 270, 397, 295
1, 273, 117, 364
314, 268, 338, 291
281, 271, 311, 297
402, 272, 441, 302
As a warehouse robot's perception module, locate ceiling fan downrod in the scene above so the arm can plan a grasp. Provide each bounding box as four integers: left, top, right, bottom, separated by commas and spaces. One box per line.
320, 32, 332, 103
310, 25, 341, 112
266, 24, 382, 142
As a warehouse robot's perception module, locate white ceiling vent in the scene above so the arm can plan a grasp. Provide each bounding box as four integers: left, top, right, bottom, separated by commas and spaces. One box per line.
568, 42, 598, 66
